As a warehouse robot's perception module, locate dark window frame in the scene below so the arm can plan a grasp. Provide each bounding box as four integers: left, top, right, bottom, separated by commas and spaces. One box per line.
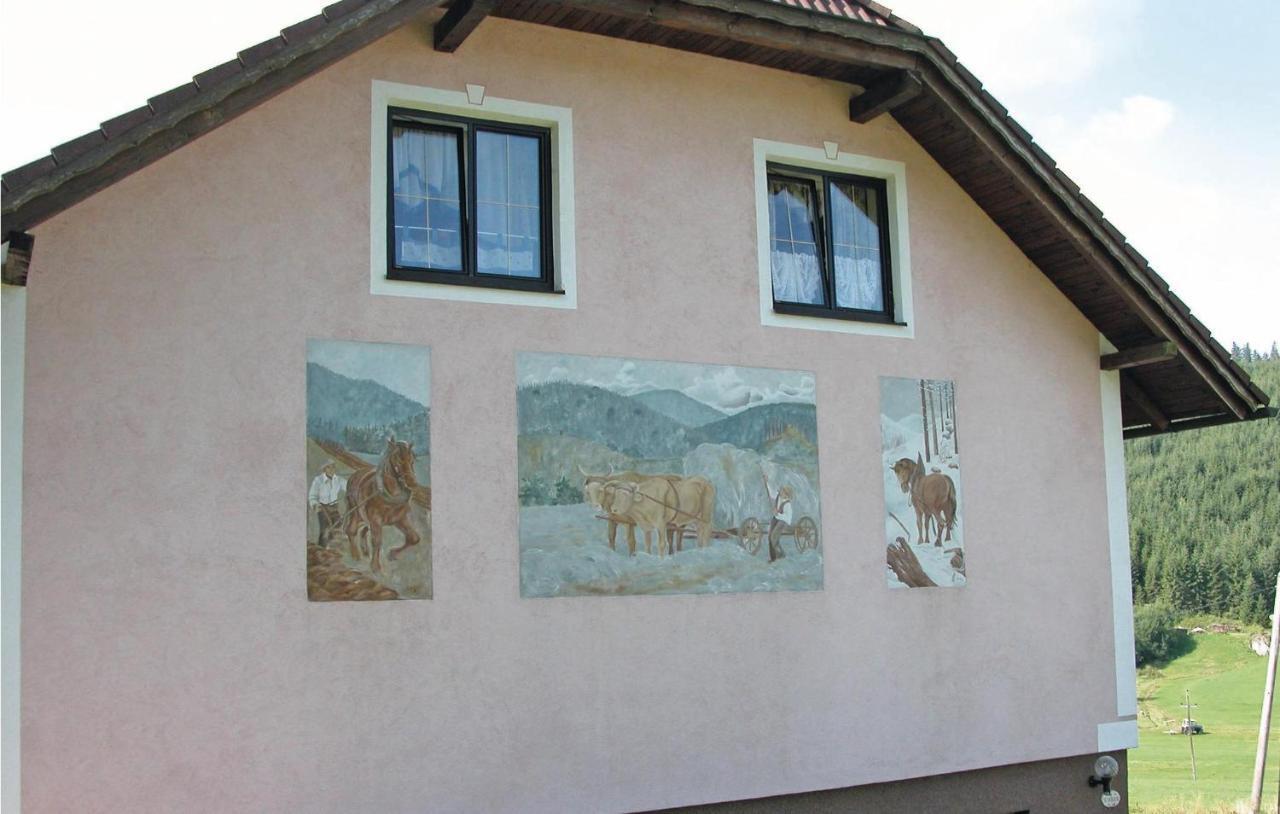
766, 162, 897, 325
386, 107, 556, 293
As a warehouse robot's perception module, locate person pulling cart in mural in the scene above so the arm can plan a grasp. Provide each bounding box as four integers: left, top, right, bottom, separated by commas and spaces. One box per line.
309, 460, 347, 548
762, 471, 793, 563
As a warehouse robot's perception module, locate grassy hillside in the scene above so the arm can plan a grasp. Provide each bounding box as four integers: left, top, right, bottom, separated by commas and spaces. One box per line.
1126, 354, 1279, 625
1132, 629, 1280, 813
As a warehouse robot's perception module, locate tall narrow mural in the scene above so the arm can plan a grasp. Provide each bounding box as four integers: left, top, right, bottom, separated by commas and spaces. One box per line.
305, 339, 432, 601
518, 352, 823, 597
881, 376, 965, 588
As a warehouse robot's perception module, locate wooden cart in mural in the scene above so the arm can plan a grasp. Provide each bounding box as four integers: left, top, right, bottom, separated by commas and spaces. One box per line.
593, 512, 820, 555
730, 515, 820, 555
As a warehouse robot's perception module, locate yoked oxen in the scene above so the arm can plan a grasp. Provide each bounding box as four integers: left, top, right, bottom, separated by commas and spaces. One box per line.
891, 453, 957, 547
599, 475, 716, 557
580, 467, 680, 552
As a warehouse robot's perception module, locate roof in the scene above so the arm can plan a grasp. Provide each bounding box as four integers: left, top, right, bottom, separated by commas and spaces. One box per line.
0, 0, 1271, 436
771, 0, 915, 29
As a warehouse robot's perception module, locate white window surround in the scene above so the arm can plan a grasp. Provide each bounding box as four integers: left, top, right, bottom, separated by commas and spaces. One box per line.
369, 80, 577, 308
753, 138, 913, 338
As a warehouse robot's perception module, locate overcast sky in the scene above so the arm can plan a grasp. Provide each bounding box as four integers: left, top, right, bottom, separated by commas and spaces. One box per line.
2, 0, 1275, 349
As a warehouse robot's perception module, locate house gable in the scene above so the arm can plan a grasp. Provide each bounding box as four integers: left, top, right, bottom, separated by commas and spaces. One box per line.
17, 20, 1125, 810
1, 0, 1269, 436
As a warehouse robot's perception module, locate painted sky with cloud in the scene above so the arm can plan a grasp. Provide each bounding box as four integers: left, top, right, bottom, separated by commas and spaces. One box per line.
519, 352, 815, 414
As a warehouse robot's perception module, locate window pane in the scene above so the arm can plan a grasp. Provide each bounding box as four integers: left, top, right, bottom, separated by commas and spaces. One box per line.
392, 125, 462, 271
830, 180, 884, 311
767, 178, 824, 305
475, 129, 543, 278
475, 131, 507, 204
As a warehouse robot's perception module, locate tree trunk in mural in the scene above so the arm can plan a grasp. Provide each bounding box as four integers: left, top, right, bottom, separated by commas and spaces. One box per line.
887, 538, 937, 588
949, 381, 958, 455
920, 379, 931, 462
929, 383, 941, 459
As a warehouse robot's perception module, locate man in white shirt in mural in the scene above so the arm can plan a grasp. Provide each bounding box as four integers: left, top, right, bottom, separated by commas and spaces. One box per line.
309, 460, 346, 548
763, 472, 794, 564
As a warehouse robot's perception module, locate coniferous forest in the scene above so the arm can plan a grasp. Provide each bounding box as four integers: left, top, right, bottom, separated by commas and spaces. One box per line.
1126, 345, 1280, 625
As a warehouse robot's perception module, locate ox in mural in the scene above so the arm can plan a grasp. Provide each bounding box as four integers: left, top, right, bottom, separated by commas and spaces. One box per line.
517, 352, 823, 597
305, 339, 432, 601
880, 376, 965, 589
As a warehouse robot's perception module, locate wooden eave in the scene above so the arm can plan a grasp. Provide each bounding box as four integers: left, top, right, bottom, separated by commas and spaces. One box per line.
1, 0, 1269, 437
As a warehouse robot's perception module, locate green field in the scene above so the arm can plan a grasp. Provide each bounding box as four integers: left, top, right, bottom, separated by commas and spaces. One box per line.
1132, 630, 1280, 812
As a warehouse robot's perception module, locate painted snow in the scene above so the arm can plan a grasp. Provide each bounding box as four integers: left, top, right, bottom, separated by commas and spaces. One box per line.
880, 376, 965, 589
518, 352, 823, 597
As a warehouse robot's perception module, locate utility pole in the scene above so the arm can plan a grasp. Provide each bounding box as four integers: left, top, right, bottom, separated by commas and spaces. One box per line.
1184, 689, 1198, 782
1248, 572, 1280, 814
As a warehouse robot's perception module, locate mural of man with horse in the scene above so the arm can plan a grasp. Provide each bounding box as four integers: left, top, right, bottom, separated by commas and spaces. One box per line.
306, 337, 432, 601
309, 460, 347, 548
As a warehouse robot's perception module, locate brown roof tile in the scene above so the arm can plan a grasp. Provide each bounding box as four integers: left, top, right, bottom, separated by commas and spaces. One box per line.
100, 106, 154, 139
238, 36, 288, 67
195, 59, 245, 90
283, 14, 330, 43
50, 130, 107, 166
2, 155, 58, 190
147, 82, 200, 114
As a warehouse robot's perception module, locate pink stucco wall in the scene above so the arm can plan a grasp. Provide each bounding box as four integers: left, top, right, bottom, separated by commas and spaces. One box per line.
21, 17, 1118, 813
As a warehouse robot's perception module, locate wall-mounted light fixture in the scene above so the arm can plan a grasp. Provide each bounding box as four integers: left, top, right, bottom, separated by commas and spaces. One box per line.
1088, 754, 1122, 808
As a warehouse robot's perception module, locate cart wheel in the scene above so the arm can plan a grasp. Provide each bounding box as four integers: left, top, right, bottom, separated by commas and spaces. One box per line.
795, 516, 818, 552
740, 517, 763, 556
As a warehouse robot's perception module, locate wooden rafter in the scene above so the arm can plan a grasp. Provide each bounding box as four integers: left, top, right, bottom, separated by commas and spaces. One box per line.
434, 0, 500, 52
849, 69, 923, 123
1121, 372, 1170, 433
1100, 341, 1179, 371
2, 232, 33, 286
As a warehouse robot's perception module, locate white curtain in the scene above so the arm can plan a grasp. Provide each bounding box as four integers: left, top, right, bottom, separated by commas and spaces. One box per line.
770, 249, 824, 304
834, 254, 883, 311
392, 127, 460, 269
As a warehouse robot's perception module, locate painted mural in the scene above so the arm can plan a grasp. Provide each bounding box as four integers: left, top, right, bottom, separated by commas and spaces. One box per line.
306, 339, 432, 601
881, 376, 965, 588
518, 352, 823, 597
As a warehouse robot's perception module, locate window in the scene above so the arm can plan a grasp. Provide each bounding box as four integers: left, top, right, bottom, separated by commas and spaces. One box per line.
766, 163, 893, 323
388, 107, 554, 292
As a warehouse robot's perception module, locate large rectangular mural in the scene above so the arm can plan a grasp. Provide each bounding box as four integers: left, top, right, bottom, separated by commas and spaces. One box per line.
306, 339, 432, 601
881, 376, 965, 588
517, 352, 823, 597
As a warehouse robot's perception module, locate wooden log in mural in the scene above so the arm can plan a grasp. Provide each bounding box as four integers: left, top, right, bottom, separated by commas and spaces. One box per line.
887, 538, 937, 588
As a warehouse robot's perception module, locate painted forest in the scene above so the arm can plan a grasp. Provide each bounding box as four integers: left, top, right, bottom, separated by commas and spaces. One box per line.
1126, 345, 1279, 626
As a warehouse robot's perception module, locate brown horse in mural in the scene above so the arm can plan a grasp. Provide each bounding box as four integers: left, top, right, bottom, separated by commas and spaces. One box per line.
891, 453, 957, 547
344, 437, 423, 573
